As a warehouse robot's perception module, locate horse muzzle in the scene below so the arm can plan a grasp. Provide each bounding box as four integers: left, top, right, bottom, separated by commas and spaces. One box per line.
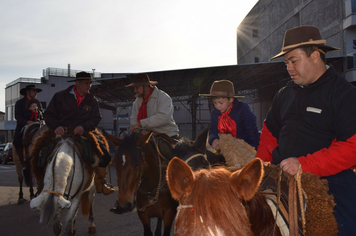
110, 200, 134, 214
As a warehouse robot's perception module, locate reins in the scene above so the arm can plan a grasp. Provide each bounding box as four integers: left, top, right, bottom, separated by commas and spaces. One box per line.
136, 132, 163, 213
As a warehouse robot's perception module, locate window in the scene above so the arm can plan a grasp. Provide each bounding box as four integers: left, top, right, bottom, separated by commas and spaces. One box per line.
252, 29, 258, 37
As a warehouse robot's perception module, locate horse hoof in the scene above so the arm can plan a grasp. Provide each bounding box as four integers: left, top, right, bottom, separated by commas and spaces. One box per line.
88, 226, 96, 234
18, 198, 26, 204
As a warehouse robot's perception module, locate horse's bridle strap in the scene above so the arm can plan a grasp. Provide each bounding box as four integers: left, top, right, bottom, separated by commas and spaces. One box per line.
43, 190, 63, 196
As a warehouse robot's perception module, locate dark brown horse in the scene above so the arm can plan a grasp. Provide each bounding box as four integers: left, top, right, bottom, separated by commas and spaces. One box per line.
104, 131, 177, 236
167, 157, 338, 236
171, 125, 224, 169
12, 122, 48, 203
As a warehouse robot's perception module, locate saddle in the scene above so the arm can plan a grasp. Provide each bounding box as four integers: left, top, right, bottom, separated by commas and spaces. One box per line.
259, 163, 306, 236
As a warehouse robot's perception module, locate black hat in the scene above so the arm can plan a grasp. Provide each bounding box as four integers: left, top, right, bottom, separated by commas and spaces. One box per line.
68, 71, 94, 82
20, 85, 42, 96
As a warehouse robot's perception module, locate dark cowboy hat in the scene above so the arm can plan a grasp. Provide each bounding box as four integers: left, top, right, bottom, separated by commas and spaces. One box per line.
125, 73, 158, 87
67, 71, 94, 82
199, 80, 244, 98
26, 98, 41, 111
269, 25, 340, 61
20, 84, 42, 95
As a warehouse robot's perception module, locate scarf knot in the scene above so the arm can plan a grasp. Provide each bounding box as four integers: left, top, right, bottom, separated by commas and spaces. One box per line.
29, 111, 38, 121
137, 88, 154, 122
217, 103, 237, 137
74, 86, 86, 106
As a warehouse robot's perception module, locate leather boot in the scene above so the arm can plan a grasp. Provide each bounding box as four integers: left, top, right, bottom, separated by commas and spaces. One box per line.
94, 167, 115, 195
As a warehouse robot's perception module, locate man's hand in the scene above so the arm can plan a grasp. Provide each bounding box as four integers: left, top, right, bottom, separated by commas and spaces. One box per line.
55, 126, 65, 135
129, 122, 141, 133
73, 126, 84, 135
280, 157, 302, 176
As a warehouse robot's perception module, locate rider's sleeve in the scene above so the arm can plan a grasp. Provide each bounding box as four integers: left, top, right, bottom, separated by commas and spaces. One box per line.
256, 121, 278, 162
298, 134, 356, 177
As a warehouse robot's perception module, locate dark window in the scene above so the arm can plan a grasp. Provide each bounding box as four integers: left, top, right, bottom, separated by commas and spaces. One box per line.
253, 29, 258, 37
254, 57, 259, 63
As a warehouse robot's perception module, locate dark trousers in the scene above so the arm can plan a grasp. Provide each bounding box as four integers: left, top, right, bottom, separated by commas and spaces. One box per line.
321, 169, 356, 236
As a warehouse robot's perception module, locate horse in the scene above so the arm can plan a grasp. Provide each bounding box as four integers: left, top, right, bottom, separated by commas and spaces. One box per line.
12, 122, 48, 204
171, 125, 224, 169
30, 134, 97, 236
103, 131, 177, 236
167, 157, 338, 236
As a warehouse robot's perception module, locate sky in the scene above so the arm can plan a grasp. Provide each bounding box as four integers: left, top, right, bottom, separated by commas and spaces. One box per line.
0, 0, 258, 112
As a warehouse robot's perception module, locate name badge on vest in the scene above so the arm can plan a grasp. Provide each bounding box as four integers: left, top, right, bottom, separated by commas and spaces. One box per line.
306, 107, 322, 114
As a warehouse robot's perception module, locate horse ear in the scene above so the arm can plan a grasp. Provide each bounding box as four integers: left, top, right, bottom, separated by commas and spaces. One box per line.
194, 124, 210, 152
166, 157, 195, 201
102, 131, 122, 147
229, 158, 264, 201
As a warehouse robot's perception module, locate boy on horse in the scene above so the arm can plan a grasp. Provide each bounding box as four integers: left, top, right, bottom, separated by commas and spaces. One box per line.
44, 71, 114, 195
257, 25, 356, 235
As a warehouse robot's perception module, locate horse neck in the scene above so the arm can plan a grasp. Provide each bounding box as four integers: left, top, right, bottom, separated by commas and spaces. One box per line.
244, 192, 278, 235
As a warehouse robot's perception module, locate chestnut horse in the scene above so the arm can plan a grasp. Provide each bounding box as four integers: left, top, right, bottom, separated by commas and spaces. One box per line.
167, 157, 338, 236
104, 131, 177, 236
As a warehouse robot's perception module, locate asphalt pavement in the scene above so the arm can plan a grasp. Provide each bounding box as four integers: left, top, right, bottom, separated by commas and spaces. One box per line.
0, 164, 167, 236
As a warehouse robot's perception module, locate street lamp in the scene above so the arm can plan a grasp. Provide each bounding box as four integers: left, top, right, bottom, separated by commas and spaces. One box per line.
92, 69, 95, 80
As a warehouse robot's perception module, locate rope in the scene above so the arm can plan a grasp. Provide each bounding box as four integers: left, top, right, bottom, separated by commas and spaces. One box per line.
43, 190, 62, 196
272, 167, 283, 236
295, 164, 306, 235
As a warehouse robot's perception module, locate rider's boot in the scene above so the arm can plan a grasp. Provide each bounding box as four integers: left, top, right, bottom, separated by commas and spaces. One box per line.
94, 167, 115, 195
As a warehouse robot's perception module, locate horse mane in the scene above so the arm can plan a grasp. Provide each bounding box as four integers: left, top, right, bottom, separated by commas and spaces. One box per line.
189, 167, 254, 236
172, 137, 198, 159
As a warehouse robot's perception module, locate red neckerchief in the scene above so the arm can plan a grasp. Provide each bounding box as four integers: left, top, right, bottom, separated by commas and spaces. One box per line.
217, 102, 237, 137
137, 88, 154, 122
29, 110, 38, 120
74, 86, 86, 106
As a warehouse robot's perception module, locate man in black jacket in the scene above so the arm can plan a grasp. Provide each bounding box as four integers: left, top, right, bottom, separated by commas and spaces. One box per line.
14, 84, 43, 162
44, 71, 114, 195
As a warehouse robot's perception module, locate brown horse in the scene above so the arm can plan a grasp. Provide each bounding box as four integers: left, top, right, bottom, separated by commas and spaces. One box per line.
167, 157, 338, 236
104, 131, 177, 236
12, 122, 48, 203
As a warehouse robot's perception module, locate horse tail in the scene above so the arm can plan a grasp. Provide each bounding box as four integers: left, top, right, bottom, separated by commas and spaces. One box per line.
80, 191, 90, 216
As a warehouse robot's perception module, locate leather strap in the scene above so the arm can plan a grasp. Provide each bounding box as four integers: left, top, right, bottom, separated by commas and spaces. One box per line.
288, 177, 298, 236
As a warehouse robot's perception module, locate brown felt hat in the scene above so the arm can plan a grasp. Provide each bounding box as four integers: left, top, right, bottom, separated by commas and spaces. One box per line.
20, 84, 42, 95
269, 25, 340, 61
199, 80, 244, 98
126, 73, 158, 87
68, 71, 94, 82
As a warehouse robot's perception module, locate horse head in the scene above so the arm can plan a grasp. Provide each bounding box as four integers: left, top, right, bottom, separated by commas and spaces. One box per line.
167, 157, 264, 236
109, 132, 153, 214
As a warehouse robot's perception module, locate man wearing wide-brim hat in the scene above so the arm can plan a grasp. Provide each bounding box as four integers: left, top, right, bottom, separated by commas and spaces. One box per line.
44, 71, 114, 195
127, 73, 179, 138
257, 25, 356, 235
13, 84, 43, 162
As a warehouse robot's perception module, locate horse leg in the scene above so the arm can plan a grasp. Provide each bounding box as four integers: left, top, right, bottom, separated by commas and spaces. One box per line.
53, 214, 62, 236
88, 188, 96, 234
63, 199, 80, 236
13, 147, 26, 204
154, 219, 162, 236
162, 212, 176, 236
138, 213, 153, 236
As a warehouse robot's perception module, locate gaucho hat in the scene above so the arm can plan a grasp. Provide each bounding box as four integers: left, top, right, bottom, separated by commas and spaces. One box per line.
20, 84, 42, 95
199, 80, 244, 98
26, 98, 41, 111
126, 73, 158, 87
269, 25, 340, 61
68, 71, 94, 82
